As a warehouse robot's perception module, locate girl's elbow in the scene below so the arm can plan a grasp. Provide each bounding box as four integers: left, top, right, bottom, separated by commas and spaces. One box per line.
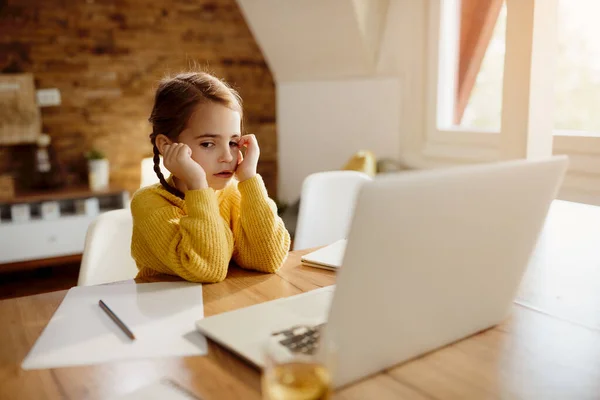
187, 269, 227, 283
266, 263, 283, 274
199, 272, 227, 283
180, 257, 229, 283
204, 261, 229, 283
265, 250, 289, 273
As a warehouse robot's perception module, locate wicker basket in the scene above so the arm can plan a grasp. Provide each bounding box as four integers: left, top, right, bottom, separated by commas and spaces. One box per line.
0, 73, 41, 145
0, 174, 15, 200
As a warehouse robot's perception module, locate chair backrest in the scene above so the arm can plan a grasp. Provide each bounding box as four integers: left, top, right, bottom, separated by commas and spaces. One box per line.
140, 156, 169, 188
77, 209, 138, 286
293, 170, 372, 250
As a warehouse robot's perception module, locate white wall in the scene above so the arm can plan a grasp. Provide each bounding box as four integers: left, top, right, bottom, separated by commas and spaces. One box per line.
353, 0, 390, 63
237, 0, 408, 203
236, 0, 377, 82
239, 0, 600, 206
278, 78, 401, 203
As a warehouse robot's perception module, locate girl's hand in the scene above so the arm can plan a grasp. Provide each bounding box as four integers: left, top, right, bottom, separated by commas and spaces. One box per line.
162, 143, 208, 190
235, 134, 259, 182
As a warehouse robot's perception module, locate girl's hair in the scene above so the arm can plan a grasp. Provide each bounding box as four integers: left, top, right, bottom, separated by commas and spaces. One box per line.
148, 72, 243, 198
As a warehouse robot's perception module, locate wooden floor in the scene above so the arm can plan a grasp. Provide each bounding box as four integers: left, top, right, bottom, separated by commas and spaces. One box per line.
0, 263, 80, 300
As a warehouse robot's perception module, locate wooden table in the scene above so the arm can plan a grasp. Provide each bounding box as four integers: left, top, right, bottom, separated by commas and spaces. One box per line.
2, 200, 600, 399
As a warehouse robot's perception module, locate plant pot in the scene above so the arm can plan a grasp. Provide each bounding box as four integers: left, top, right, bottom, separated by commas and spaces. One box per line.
88, 159, 109, 191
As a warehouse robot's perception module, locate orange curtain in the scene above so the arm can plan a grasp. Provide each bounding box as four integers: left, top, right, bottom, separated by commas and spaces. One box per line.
455, 0, 503, 124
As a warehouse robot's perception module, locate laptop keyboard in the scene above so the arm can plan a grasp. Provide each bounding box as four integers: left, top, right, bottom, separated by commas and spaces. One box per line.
271, 324, 325, 355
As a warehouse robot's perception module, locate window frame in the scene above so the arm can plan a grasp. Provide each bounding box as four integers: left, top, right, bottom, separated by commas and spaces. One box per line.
398, 0, 600, 203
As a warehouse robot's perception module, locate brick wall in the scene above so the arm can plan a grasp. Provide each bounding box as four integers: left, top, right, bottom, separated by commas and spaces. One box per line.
0, 0, 278, 197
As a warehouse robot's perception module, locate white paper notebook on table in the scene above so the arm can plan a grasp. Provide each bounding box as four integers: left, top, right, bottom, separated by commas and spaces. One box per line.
115, 379, 199, 400
300, 239, 347, 270
22, 281, 207, 370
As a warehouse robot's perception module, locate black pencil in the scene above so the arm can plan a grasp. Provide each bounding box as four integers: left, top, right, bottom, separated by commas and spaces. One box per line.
98, 299, 136, 340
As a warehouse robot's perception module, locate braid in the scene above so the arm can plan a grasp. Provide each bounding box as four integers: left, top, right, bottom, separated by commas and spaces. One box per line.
152, 142, 185, 199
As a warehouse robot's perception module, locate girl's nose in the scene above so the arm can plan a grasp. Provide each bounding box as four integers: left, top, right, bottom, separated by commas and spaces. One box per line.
220, 146, 234, 163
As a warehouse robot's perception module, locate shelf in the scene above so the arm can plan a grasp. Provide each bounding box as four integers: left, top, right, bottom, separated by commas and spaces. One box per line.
0, 188, 130, 270
0, 208, 118, 226
0, 254, 83, 274
0, 186, 127, 205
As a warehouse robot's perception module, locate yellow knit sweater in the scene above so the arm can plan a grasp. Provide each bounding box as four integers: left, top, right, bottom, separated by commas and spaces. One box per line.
130, 175, 290, 283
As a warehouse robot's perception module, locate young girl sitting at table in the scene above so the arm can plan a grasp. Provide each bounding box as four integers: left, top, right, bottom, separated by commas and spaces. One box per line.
130, 71, 290, 283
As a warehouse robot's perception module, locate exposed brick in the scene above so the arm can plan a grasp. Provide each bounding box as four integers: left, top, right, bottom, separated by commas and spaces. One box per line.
0, 0, 278, 197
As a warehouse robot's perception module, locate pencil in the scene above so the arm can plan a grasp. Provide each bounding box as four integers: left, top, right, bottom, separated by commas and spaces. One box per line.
98, 299, 136, 340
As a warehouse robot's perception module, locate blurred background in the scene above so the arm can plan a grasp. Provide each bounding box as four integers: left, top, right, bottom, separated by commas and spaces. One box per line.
1, 0, 599, 297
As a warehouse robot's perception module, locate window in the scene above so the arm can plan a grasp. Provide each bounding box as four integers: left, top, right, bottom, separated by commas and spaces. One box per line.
417, 0, 600, 204
460, 2, 506, 131
437, 0, 506, 132
554, 0, 600, 135
461, 0, 600, 136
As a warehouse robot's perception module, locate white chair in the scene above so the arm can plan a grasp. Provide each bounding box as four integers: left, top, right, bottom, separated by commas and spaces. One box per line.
140, 155, 171, 188
293, 170, 372, 250
77, 209, 138, 286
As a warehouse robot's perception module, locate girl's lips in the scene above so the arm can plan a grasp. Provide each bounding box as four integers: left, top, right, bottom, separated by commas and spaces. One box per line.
214, 171, 234, 178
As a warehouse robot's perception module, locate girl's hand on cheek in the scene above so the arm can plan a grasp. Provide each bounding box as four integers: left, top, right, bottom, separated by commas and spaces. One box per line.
235, 134, 259, 182
162, 143, 208, 190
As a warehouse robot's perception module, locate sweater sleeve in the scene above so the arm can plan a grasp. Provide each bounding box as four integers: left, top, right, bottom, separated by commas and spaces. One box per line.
131, 189, 234, 283
230, 175, 291, 273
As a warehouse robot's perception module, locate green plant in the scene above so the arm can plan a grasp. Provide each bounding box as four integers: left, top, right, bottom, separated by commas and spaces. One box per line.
85, 148, 106, 160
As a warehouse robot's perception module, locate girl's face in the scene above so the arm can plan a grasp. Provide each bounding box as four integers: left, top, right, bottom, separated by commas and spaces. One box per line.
177, 102, 242, 190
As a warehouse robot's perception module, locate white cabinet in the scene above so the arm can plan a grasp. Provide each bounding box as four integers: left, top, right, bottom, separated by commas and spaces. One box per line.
0, 188, 129, 267
0, 215, 97, 263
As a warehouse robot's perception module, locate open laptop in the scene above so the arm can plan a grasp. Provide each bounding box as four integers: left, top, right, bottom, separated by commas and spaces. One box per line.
196, 156, 568, 388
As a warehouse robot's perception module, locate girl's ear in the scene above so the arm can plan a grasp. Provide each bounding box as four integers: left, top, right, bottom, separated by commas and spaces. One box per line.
155, 134, 173, 155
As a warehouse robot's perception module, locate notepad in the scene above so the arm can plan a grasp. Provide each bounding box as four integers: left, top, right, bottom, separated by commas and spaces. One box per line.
22, 281, 207, 370
116, 379, 200, 400
300, 239, 347, 271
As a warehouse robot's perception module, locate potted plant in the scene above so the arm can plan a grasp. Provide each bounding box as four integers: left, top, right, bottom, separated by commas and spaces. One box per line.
86, 148, 109, 191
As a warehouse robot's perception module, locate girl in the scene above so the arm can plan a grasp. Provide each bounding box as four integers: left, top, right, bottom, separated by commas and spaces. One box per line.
130, 72, 290, 283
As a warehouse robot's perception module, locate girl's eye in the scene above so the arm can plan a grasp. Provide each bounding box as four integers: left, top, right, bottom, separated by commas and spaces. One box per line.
200, 142, 215, 148
230, 141, 239, 147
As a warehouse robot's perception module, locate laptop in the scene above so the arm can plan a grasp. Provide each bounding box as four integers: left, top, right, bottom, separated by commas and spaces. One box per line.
196, 156, 568, 388
300, 239, 347, 270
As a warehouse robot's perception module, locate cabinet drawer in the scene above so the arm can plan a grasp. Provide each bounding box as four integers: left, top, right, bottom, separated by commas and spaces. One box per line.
0, 215, 96, 264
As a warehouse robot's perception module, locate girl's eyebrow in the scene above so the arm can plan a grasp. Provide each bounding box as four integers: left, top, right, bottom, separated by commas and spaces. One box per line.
194, 134, 241, 139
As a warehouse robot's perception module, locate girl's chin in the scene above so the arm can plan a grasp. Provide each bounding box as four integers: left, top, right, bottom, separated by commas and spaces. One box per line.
208, 178, 233, 190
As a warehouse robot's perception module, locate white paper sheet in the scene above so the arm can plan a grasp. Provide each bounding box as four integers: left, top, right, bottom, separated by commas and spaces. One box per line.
22, 281, 207, 370
115, 380, 200, 400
